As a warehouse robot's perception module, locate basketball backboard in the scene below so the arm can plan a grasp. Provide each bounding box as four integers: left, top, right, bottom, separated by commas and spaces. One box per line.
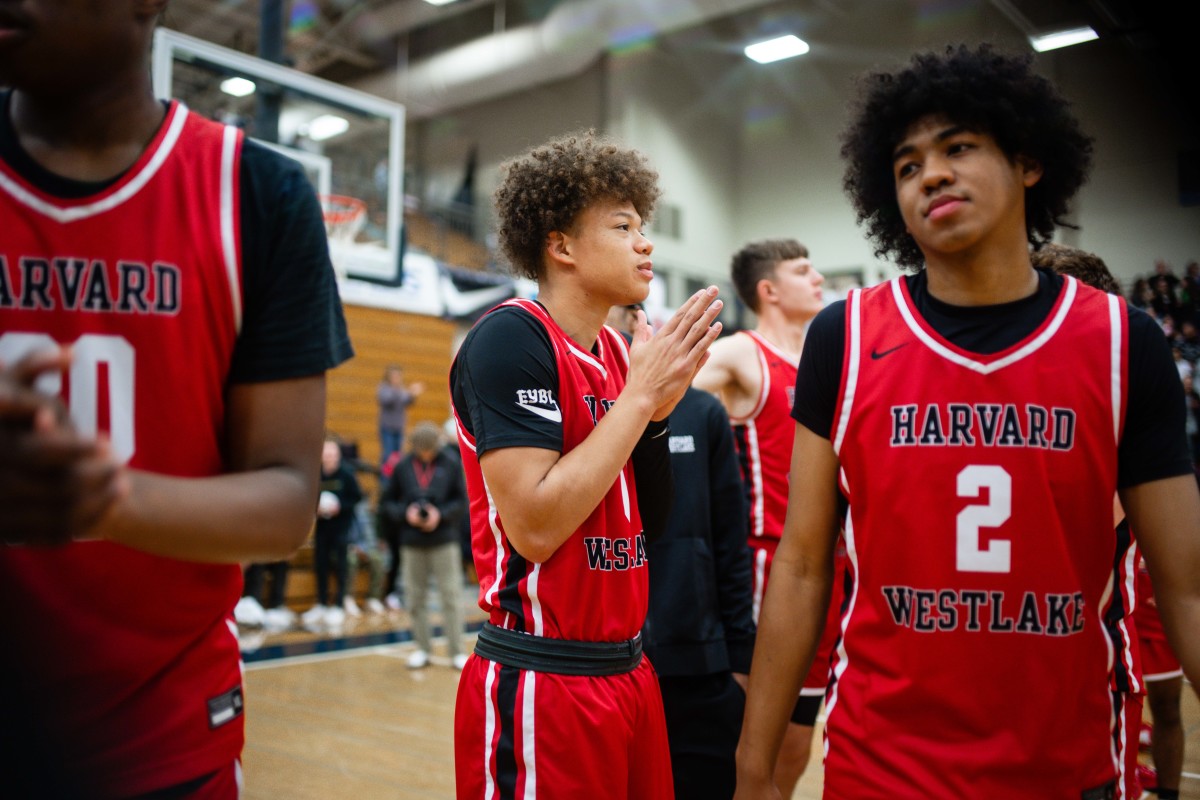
152, 29, 405, 283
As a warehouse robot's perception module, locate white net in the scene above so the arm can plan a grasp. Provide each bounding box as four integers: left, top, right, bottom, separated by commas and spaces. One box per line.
322, 194, 367, 245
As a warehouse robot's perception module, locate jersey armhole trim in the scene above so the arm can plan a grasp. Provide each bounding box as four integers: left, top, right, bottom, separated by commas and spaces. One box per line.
1108, 293, 1125, 445
730, 331, 770, 424
220, 125, 243, 334
832, 288, 861, 454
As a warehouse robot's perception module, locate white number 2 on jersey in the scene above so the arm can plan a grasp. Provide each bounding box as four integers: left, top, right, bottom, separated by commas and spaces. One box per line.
956, 465, 1012, 573
0, 332, 135, 464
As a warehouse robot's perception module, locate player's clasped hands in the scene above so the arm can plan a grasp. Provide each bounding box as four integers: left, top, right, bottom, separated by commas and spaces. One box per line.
0, 347, 125, 546
628, 285, 723, 421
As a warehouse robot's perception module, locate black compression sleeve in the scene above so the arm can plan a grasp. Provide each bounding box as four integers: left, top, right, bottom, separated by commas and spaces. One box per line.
451, 307, 562, 455
792, 301, 847, 439
632, 420, 673, 543
1118, 306, 1193, 487
231, 141, 352, 382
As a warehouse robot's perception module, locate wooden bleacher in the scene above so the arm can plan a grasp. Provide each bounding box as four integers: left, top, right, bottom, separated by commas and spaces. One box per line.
280, 302, 458, 611
404, 209, 492, 272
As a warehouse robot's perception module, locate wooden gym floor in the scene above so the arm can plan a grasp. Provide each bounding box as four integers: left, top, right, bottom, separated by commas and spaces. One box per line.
240, 615, 1200, 799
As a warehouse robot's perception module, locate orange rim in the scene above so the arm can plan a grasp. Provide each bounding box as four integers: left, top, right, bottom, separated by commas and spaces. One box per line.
321, 194, 367, 225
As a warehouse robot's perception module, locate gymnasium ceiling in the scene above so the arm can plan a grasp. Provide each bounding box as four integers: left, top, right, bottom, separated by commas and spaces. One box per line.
161, 0, 1197, 130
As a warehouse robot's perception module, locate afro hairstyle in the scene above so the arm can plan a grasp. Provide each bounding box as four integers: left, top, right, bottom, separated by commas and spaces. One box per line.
840, 43, 1094, 271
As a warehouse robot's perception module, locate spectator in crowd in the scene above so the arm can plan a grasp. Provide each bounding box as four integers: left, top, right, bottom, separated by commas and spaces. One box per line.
1176, 320, 1200, 364
1173, 347, 1193, 383
381, 422, 469, 669
378, 447, 406, 611
377, 364, 425, 465
1186, 375, 1200, 466
1151, 276, 1179, 323
302, 438, 364, 629
346, 501, 389, 616
1177, 262, 1200, 324
1130, 277, 1152, 311
1154, 259, 1180, 294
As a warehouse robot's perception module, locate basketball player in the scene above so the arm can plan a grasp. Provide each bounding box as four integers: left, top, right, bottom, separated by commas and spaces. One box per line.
1031, 242, 1146, 800
735, 44, 1200, 798
1133, 549, 1192, 799
450, 131, 722, 799
693, 239, 830, 795
0, 2, 351, 796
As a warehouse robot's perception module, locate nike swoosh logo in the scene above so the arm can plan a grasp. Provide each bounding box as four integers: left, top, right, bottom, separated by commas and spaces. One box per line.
517, 402, 563, 423
870, 343, 908, 360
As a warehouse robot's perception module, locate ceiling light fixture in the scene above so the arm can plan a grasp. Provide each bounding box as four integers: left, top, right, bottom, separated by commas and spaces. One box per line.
219, 77, 257, 97
305, 114, 350, 142
744, 34, 810, 64
422, 0, 457, 6
1029, 26, 1099, 52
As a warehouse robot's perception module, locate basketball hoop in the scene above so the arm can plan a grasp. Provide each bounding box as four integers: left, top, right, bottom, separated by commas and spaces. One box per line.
321, 194, 367, 245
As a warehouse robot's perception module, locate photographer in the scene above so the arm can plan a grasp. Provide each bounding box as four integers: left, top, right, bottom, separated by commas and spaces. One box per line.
381, 422, 469, 669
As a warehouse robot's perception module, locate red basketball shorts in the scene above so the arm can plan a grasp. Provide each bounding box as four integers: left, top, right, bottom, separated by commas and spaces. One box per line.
454, 655, 673, 799
752, 541, 843, 695
1136, 600, 1183, 682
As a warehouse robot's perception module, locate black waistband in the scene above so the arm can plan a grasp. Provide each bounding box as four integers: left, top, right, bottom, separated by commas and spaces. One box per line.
474, 623, 643, 676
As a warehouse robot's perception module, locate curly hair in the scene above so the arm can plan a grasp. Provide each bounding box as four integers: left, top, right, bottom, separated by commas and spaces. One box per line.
840, 43, 1094, 271
1029, 243, 1121, 295
730, 239, 809, 312
493, 131, 661, 280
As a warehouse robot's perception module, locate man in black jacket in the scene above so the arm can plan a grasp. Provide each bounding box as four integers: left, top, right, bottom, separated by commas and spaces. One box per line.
381, 422, 468, 669
644, 386, 755, 799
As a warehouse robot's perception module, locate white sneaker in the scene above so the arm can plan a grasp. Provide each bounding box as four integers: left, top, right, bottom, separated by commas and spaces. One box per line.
343, 596, 362, 617
406, 649, 429, 669
385, 592, 402, 611
239, 630, 267, 653
452, 653, 469, 671
365, 598, 386, 615
234, 596, 265, 627
324, 606, 346, 627
301, 604, 328, 628
263, 607, 296, 632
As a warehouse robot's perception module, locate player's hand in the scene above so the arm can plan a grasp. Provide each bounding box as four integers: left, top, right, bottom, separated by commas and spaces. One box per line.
1, 349, 126, 546
627, 287, 722, 421
0, 347, 74, 430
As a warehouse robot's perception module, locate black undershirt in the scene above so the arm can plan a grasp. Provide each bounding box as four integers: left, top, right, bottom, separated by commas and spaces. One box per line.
451, 304, 673, 540
0, 92, 352, 382
792, 268, 1191, 489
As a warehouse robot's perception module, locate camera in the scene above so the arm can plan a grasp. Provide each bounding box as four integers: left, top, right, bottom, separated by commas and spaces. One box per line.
416, 501, 433, 521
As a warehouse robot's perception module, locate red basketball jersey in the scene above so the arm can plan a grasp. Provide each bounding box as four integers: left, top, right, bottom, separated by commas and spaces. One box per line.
0, 103, 245, 795
825, 276, 1132, 797
731, 329, 797, 543
453, 299, 648, 642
